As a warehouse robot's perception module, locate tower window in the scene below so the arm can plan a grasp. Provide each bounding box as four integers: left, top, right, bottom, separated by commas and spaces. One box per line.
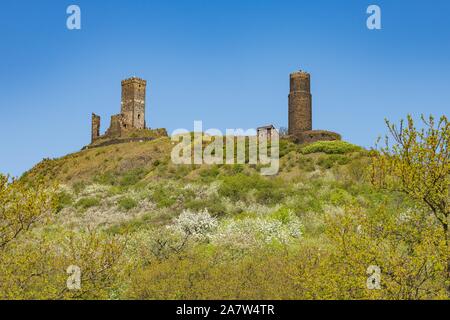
138, 114, 141, 119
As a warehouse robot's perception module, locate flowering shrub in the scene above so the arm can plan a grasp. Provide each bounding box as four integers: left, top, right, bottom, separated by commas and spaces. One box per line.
221, 199, 281, 217
211, 212, 302, 249
126, 228, 190, 263
183, 182, 220, 199
168, 209, 218, 241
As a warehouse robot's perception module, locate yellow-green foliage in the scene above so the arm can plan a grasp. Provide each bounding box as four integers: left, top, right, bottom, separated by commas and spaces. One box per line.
301, 140, 361, 154
0, 175, 55, 249
0, 229, 127, 299
371, 114, 450, 297
0, 175, 127, 299
124, 203, 447, 300
2, 115, 449, 300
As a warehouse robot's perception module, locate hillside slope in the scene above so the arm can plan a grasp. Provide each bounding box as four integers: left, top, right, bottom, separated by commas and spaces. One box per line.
23, 136, 174, 185
6, 138, 447, 299
23, 137, 362, 186
22, 138, 373, 231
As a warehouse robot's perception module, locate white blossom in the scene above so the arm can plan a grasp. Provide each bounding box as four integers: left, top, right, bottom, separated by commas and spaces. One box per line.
210, 214, 302, 248
168, 209, 218, 241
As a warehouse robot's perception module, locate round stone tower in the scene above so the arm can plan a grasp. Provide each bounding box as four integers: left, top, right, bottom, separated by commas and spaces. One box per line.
288, 71, 312, 136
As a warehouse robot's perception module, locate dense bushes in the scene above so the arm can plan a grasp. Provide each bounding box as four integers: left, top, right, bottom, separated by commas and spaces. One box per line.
56, 190, 73, 212
123, 202, 447, 300
301, 141, 361, 154
0, 175, 126, 299
76, 196, 100, 209
118, 197, 137, 211
219, 174, 286, 205
6, 128, 449, 299
93, 168, 149, 187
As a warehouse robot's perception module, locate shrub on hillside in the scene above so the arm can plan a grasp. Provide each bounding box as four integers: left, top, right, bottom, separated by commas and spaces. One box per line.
297, 155, 315, 171
0, 174, 56, 250
184, 197, 226, 216
151, 185, 177, 208
93, 171, 117, 185
317, 154, 351, 169
168, 209, 218, 242
219, 174, 286, 205
76, 197, 100, 209
199, 165, 221, 181
119, 168, 148, 187
55, 190, 73, 212
301, 141, 361, 155
279, 139, 301, 157
118, 197, 137, 211
72, 181, 86, 195
210, 213, 302, 249
1, 228, 127, 299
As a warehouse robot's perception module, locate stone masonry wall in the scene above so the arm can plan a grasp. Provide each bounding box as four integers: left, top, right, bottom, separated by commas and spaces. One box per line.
288, 71, 312, 136
105, 114, 124, 138
91, 113, 101, 143
121, 77, 146, 130
294, 130, 341, 144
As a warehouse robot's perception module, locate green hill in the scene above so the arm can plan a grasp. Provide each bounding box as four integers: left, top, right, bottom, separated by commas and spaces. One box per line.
4, 137, 447, 299
22, 138, 367, 230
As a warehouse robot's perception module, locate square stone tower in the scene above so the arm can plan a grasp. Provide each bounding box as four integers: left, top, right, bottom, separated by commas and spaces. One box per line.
121, 77, 146, 129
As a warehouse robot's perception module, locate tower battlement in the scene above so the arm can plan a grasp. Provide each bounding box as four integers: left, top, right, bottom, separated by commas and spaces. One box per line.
290, 70, 310, 77
121, 77, 147, 86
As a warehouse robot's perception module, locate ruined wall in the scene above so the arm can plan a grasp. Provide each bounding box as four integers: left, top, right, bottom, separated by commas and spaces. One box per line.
288, 71, 312, 136
105, 114, 124, 138
121, 77, 146, 130
91, 113, 101, 143
294, 130, 341, 144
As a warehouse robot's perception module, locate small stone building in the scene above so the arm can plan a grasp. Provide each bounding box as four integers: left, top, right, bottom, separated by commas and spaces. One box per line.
257, 125, 278, 141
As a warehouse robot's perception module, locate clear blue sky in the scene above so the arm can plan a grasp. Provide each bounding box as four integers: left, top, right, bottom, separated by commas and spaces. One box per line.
0, 0, 449, 177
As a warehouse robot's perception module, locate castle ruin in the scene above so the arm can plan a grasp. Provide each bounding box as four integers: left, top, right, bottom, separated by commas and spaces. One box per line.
88, 77, 167, 148
88, 72, 337, 149
288, 70, 340, 144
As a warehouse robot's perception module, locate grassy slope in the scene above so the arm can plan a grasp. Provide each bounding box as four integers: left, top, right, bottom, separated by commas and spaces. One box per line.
23, 137, 362, 186
21, 138, 375, 232
22, 136, 174, 185
16, 138, 442, 299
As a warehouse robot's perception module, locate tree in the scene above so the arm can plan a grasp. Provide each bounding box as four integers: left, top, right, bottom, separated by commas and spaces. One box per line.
0, 174, 55, 250
278, 126, 289, 137
370, 115, 450, 297
0, 174, 127, 299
